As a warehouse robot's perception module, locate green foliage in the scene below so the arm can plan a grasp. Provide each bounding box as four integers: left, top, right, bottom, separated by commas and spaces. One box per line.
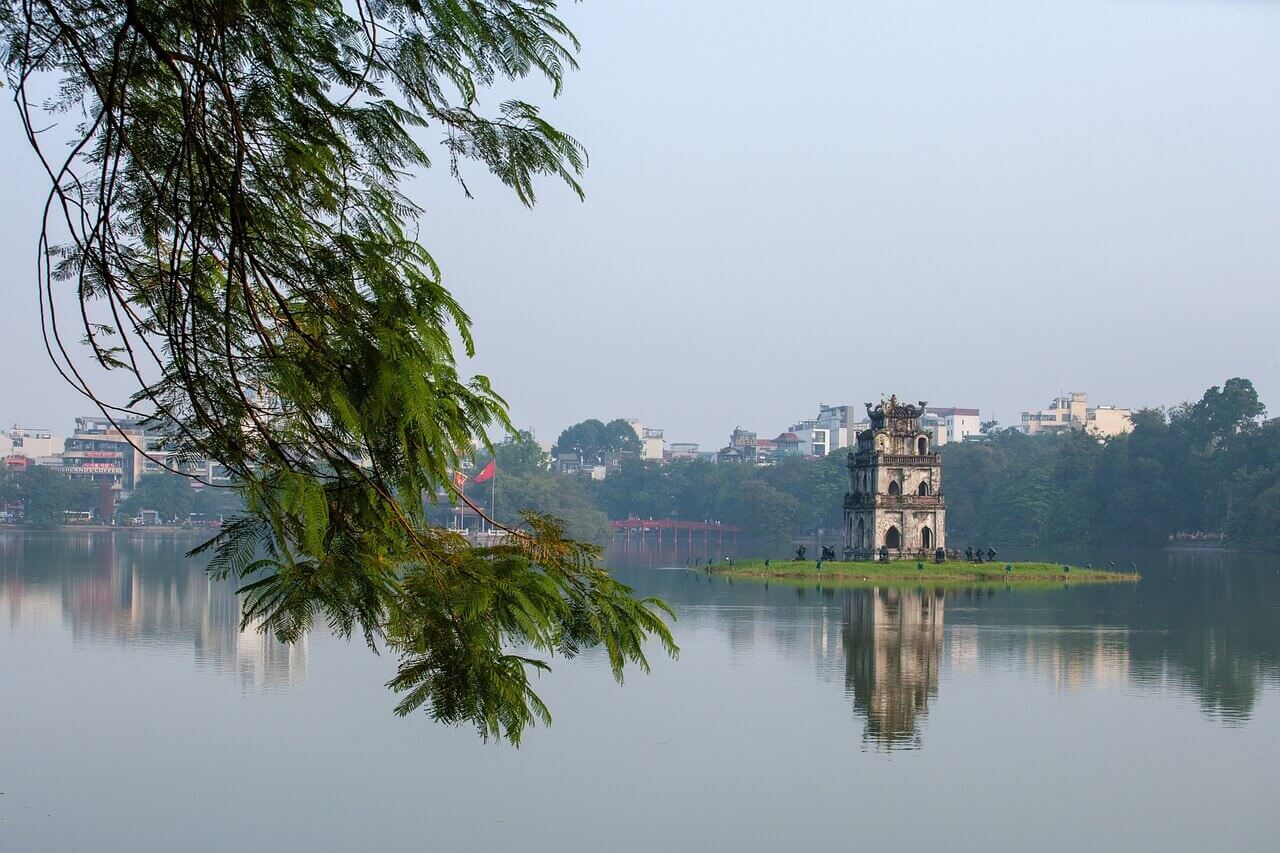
590, 453, 844, 544
944, 378, 1278, 549
553, 418, 641, 465
2, 467, 98, 526
488, 434, 611, 543
119, 472, 247, 521
5, 0, 674, 740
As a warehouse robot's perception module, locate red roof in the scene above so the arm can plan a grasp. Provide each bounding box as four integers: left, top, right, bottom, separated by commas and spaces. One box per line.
774, 432, 801, 442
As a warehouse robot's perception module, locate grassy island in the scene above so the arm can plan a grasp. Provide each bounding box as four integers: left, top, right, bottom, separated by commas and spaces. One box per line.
707, 559, 1139, 587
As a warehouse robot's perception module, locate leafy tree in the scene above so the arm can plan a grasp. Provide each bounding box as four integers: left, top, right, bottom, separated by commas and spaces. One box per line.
486, 435, 611, 543
120, 472, 198, 522
9, 467, 98, 527
554, 418, 641, 465
4, 0, 672, 741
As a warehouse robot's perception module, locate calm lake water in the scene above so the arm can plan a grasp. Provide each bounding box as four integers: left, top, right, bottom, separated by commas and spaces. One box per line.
2, 533, 1278, 852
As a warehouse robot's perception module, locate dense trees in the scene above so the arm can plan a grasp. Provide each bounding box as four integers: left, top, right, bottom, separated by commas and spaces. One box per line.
554, 419, 641, 464
118, 474, 246, 523
944, 378, 1279, 549
0, 467, 97, 527
486, 436, 611, 544
578, 379, 1280, 553
590, 452, 847, 544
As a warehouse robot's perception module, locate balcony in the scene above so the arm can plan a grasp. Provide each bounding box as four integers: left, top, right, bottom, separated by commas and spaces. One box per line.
844, 493, 945, 509
850, 452, 940, 467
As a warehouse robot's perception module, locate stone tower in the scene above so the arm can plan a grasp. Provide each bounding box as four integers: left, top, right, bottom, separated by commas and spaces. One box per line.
843, 396, 946, 559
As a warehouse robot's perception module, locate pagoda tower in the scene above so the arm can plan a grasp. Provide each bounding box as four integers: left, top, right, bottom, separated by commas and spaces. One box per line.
843, 396, 946, 559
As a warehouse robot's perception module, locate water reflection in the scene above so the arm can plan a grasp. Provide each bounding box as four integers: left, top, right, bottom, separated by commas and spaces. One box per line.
5, 536, 1278, 748
630, 550, 1280, 749
842, 588, 943, 749
0, 532, 306, 688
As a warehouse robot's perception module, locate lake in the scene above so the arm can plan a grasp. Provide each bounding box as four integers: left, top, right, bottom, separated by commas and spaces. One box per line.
2, 533, 1278, 851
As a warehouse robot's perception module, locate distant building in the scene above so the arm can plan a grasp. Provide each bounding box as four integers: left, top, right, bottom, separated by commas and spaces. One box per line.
727, 427, 758, 464
5, 426, 63, 459
778, 404, 860, 458
640, 428, 664, 461
552, 452, 582, 475
667, 442, 700, 462
716, 446, 745, 464
789, 418, 844, 457
924, 407, 982, 445
772, 432, 803, 457
62, 416, 147, 491
1020, 392, 1132, 438
625, 419, 666, 461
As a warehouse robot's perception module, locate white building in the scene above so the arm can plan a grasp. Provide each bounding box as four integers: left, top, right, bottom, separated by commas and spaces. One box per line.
626, 419, 666, 461
924, 407, 982, 445
790, 420, 848, 457
667, 442, 700, 461
1020, 392, 1132, 438
6, 426, 64, 458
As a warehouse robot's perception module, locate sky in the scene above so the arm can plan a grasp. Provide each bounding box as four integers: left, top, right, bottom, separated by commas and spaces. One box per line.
2, 0, 1279, 449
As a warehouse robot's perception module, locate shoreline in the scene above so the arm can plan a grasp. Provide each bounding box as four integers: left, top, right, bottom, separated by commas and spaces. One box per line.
707, 559, 1140, 586
0, 524, 212, 536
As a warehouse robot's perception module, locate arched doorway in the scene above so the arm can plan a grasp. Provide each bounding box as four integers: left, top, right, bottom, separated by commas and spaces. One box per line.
921, 526, 932, 550
917, 436, 928, 455
856, 518, 865, 550
888, 480, 901, 496
917, 481, 930, 496
885, 526, 901, 550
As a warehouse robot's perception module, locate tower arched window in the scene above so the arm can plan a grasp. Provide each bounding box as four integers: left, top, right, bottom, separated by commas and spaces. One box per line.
888, 479, 901, 496
918, 481, 930, 496
917, 436, 928, 455
885, 526, 901, 549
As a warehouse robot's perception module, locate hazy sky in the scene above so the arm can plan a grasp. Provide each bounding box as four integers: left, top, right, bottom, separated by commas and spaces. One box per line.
2, 0, 1279, 449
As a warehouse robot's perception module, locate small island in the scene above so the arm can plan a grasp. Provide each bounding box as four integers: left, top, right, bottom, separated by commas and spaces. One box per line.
708, 559, 1139, 586
706, 396, 1140, 586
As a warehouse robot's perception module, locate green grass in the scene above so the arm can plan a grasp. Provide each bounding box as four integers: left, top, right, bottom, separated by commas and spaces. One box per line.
706, 559, 1139, 587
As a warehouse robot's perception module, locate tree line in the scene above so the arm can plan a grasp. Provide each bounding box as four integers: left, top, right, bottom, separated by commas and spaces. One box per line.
463, 378, 1278, 551
944, 378, 1279, 550
8, 378, 1276, 553
0, 468, 245, 527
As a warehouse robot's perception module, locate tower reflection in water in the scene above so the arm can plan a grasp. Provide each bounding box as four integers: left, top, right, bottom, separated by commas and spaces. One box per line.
0, 532, 306, 688
842, 588, 944, 750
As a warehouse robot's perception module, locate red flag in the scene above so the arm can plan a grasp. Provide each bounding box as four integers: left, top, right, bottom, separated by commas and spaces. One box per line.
453, 470, 468, 489
473, 460, 496, 484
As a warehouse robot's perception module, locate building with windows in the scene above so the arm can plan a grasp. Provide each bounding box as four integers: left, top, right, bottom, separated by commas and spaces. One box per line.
719, 427, 758, 464
61, 417, 147, 491
625, 419, 666, 461
1020, 392, 1132, 438
772, 432, 803, 457
924, 407, 982, 444
5, 426, 64, 459
844, 397, 946, 559
667, 442, 700, 462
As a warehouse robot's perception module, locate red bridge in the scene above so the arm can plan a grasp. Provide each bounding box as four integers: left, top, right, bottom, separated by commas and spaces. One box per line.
610, 518, 741, 558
